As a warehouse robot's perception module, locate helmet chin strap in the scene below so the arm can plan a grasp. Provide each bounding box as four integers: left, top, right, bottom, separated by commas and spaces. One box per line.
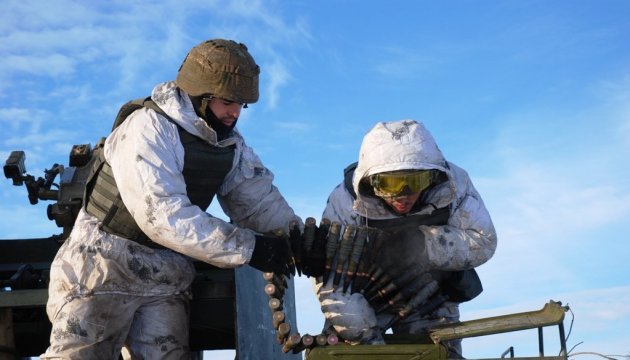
190, 95, 237, 141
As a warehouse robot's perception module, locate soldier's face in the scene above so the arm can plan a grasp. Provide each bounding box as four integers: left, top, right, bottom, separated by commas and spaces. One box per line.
380, 192, 422, 214
208, 97, 243, 127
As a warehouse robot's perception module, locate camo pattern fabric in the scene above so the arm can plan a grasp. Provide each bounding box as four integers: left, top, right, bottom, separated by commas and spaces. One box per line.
315, 119, 497, 350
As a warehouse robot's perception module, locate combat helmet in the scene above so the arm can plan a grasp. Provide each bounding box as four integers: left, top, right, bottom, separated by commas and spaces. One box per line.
176, 39, 260, 104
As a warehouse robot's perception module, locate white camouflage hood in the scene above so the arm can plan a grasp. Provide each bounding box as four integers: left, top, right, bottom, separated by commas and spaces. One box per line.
151, 81, 240, 147
352, 119, 456, 219
317, 119, 498, 345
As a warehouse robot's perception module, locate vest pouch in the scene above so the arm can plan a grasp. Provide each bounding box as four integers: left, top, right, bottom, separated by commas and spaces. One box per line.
84, 159, 144, 241
440, 268, 483, 303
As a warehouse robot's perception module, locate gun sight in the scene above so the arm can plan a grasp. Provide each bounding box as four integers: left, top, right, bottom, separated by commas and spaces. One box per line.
4, 150, 27, 185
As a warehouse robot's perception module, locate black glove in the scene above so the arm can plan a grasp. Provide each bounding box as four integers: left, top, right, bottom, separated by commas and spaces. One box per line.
249, 235, 291, 277
441, 268, 483, 302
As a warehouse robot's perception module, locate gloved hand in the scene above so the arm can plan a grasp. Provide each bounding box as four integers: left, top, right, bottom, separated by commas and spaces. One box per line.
249, 235, 292, 277
318, 285, 381, 344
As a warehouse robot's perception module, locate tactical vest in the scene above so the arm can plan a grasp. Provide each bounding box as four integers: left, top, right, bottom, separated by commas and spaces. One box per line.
83, 97, 235, 248
343, 162, 482, 303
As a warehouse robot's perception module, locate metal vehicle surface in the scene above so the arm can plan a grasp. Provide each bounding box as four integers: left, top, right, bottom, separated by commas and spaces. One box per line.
304, 301, 569, 360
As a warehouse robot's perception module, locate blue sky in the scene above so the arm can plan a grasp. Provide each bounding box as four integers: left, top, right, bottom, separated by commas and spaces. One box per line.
1, 1, 629, 359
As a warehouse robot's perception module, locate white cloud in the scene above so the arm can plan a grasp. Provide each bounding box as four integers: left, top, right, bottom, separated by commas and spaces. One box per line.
454, 73, 630, 325
1, 1, 313, 116
1, 54, 77, 77
264, 60, 292, 110
1, 0, 96, 34
0, 108, 44, 132
0, 107, 80, 151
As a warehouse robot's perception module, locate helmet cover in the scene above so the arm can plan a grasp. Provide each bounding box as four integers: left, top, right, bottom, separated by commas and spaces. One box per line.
176, 39, 260, 103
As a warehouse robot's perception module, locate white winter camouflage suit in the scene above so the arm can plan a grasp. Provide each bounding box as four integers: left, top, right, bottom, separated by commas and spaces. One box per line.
316, 120, 497, 356
42, 81, 300, 359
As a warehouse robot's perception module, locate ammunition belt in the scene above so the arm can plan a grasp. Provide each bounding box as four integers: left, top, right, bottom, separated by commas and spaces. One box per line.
263, 212, 482, 352
261, 271, 339, 354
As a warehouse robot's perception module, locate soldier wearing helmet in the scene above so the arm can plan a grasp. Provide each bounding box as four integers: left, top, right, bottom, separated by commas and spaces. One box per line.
314, 120, 497, 358
42, 39, 301, 359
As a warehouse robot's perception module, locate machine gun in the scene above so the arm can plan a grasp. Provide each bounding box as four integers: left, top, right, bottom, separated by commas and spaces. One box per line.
4, 144, 96, 240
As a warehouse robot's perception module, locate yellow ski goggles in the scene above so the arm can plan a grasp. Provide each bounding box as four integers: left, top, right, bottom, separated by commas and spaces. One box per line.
370, 170, 436, 198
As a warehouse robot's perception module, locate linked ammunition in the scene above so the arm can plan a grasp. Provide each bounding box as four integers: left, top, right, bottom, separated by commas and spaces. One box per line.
365, 271, 392, 301
272, 228, 296, 276
414, 293, 449, 318
268, 298, 283, 311
288, 333, 315, 353
398, 280, 440, 319
264, 283, 284, 298
377, 272, 433, 313
369, 278, 401, 304
302, 217, 317, 252
272, 311, 285, 329
343, 225, 367, 293
282, 332, 302, 353
263, 272, 287, 289
369, 265, 426, 303
326, 333, 339, 345
277, 322, 291, 344
352, 230, 377, 293
315, 334, 328, 346
318, 218, 331, 238
323, 222, 341, 283
263, 272, 274, 281
355, 261, 376, 294
360, 265, 385, 295
301, 334, 314, 348
307, 218, 330, 278
333, 224, 356, 289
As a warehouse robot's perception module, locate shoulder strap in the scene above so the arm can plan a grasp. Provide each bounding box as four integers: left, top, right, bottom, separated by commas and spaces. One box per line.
111, 96, 171, 131
343, 161, 358, 199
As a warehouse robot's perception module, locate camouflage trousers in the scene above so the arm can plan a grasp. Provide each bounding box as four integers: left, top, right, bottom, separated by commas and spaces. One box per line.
41, 293, 191, 360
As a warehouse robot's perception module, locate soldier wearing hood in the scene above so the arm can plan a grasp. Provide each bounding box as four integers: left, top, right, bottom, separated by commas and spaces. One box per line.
315, 119, 497, 357
41, 39, 300, 359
